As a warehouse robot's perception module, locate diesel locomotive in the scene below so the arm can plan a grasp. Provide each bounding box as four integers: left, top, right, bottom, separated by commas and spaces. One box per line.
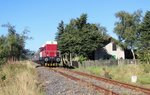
33, 41, 61, 66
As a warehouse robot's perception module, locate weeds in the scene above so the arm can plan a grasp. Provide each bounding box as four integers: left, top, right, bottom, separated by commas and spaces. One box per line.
0, 61, 43, 95
102, 68, 112, 79
76, 64, 150, 86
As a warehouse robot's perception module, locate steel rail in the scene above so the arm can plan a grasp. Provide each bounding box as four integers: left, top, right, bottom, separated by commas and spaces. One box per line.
63, 68, 150, 95
51, 68, 119, 95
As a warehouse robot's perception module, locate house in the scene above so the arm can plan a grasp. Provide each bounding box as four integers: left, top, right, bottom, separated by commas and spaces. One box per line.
94, 38, 125, 60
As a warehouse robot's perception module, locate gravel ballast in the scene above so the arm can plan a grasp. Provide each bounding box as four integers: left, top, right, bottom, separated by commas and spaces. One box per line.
56, 68, 145, 95
36, 66, 101, 95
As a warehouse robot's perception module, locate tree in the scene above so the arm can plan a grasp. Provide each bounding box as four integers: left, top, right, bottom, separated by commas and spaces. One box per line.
0, 36, 7, 65
114, 10, 142, 60
58, 14, 106, 59
58, 19, 80, 54
55, 20, 65, 41
138, 11, 150, 63
76, 13, 87, 30
0, 23, 31, 63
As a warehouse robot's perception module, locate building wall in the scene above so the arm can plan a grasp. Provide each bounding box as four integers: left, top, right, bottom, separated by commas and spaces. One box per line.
104, 42, 124, 59
94, 42, 125, 60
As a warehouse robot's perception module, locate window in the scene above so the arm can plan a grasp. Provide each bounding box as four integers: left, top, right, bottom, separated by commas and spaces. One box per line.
112, 43, 117, 51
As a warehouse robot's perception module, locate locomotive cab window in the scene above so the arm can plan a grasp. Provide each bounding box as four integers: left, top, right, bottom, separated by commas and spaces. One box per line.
112, 43, 117, 51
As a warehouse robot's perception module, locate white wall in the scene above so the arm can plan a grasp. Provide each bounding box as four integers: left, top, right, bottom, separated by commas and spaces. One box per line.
104, 42, 125, 59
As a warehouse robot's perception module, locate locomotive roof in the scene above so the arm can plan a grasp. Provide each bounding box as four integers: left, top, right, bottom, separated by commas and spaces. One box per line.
45, 41, 57, 44
39, 41, 57, 49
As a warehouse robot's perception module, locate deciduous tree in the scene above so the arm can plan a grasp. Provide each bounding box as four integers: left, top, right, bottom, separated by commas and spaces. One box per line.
114, 10, 142, 60
0, 23, 31, 63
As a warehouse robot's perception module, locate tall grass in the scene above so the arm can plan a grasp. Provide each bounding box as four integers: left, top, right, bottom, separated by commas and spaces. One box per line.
0, 61, 43, 95
76, 64, 150, 86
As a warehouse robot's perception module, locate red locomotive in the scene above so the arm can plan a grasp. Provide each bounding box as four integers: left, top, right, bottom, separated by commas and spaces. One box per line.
37, 41, 61, 66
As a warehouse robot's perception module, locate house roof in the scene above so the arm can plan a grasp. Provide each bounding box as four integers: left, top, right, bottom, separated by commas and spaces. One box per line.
102, 37, 125, 49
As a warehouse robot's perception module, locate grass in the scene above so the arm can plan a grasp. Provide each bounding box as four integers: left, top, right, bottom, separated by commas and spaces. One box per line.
75, 64, 150, 87
0, 61, 44, 95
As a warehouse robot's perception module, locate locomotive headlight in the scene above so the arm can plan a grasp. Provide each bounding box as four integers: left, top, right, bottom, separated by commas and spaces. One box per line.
44, 57, 49, 62
56, 57, 61, 62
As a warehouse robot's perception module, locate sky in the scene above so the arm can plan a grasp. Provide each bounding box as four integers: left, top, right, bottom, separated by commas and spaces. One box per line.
0, 0, 150, 51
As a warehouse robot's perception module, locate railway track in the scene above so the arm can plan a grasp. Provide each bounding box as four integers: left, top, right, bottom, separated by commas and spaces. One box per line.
50, 67, 150, 95
66, 68, 150, 95
51, 68, 119, 95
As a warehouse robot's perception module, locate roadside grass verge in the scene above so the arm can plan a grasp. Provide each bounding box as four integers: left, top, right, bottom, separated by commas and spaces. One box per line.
75, 64, 150, 87
0, 61, 44, 95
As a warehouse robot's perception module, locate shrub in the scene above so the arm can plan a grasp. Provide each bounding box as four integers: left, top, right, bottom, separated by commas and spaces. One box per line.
78, 55, 87, 64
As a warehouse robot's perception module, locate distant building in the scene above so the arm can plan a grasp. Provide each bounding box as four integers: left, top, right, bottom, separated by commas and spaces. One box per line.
94, 38, 125, 60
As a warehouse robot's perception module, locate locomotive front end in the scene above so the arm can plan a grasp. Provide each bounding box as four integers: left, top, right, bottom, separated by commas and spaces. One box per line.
38, 41, 61, 66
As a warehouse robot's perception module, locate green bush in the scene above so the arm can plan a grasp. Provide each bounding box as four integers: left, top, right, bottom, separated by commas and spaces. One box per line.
78, 55, 87, 64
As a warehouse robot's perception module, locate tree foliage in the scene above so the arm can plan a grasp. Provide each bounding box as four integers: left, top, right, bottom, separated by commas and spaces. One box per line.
114, 10, 150, 63
55, 20, 65, 41
137, 11, 150, 63
0, 23, 31, 65
114, 10, 142, 59
56, 14, 106, 59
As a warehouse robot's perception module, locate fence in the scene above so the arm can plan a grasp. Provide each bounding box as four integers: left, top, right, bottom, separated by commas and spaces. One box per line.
72, 59, 140, 68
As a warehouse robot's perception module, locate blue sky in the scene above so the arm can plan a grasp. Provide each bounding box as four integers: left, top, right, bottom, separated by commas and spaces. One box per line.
0, 0, 149, 51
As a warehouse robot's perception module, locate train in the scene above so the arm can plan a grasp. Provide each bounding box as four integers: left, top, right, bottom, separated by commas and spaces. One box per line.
33, 41, 61, 66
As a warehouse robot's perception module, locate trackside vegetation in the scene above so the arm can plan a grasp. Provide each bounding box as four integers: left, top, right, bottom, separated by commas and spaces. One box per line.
0, 23, 33, 66
56, 14, 108, 59
0, 61, 44, 95
75, 64, 150, 87
0, 24, 40, 95
56, 10, 150, 63
114, 10, 150, 63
